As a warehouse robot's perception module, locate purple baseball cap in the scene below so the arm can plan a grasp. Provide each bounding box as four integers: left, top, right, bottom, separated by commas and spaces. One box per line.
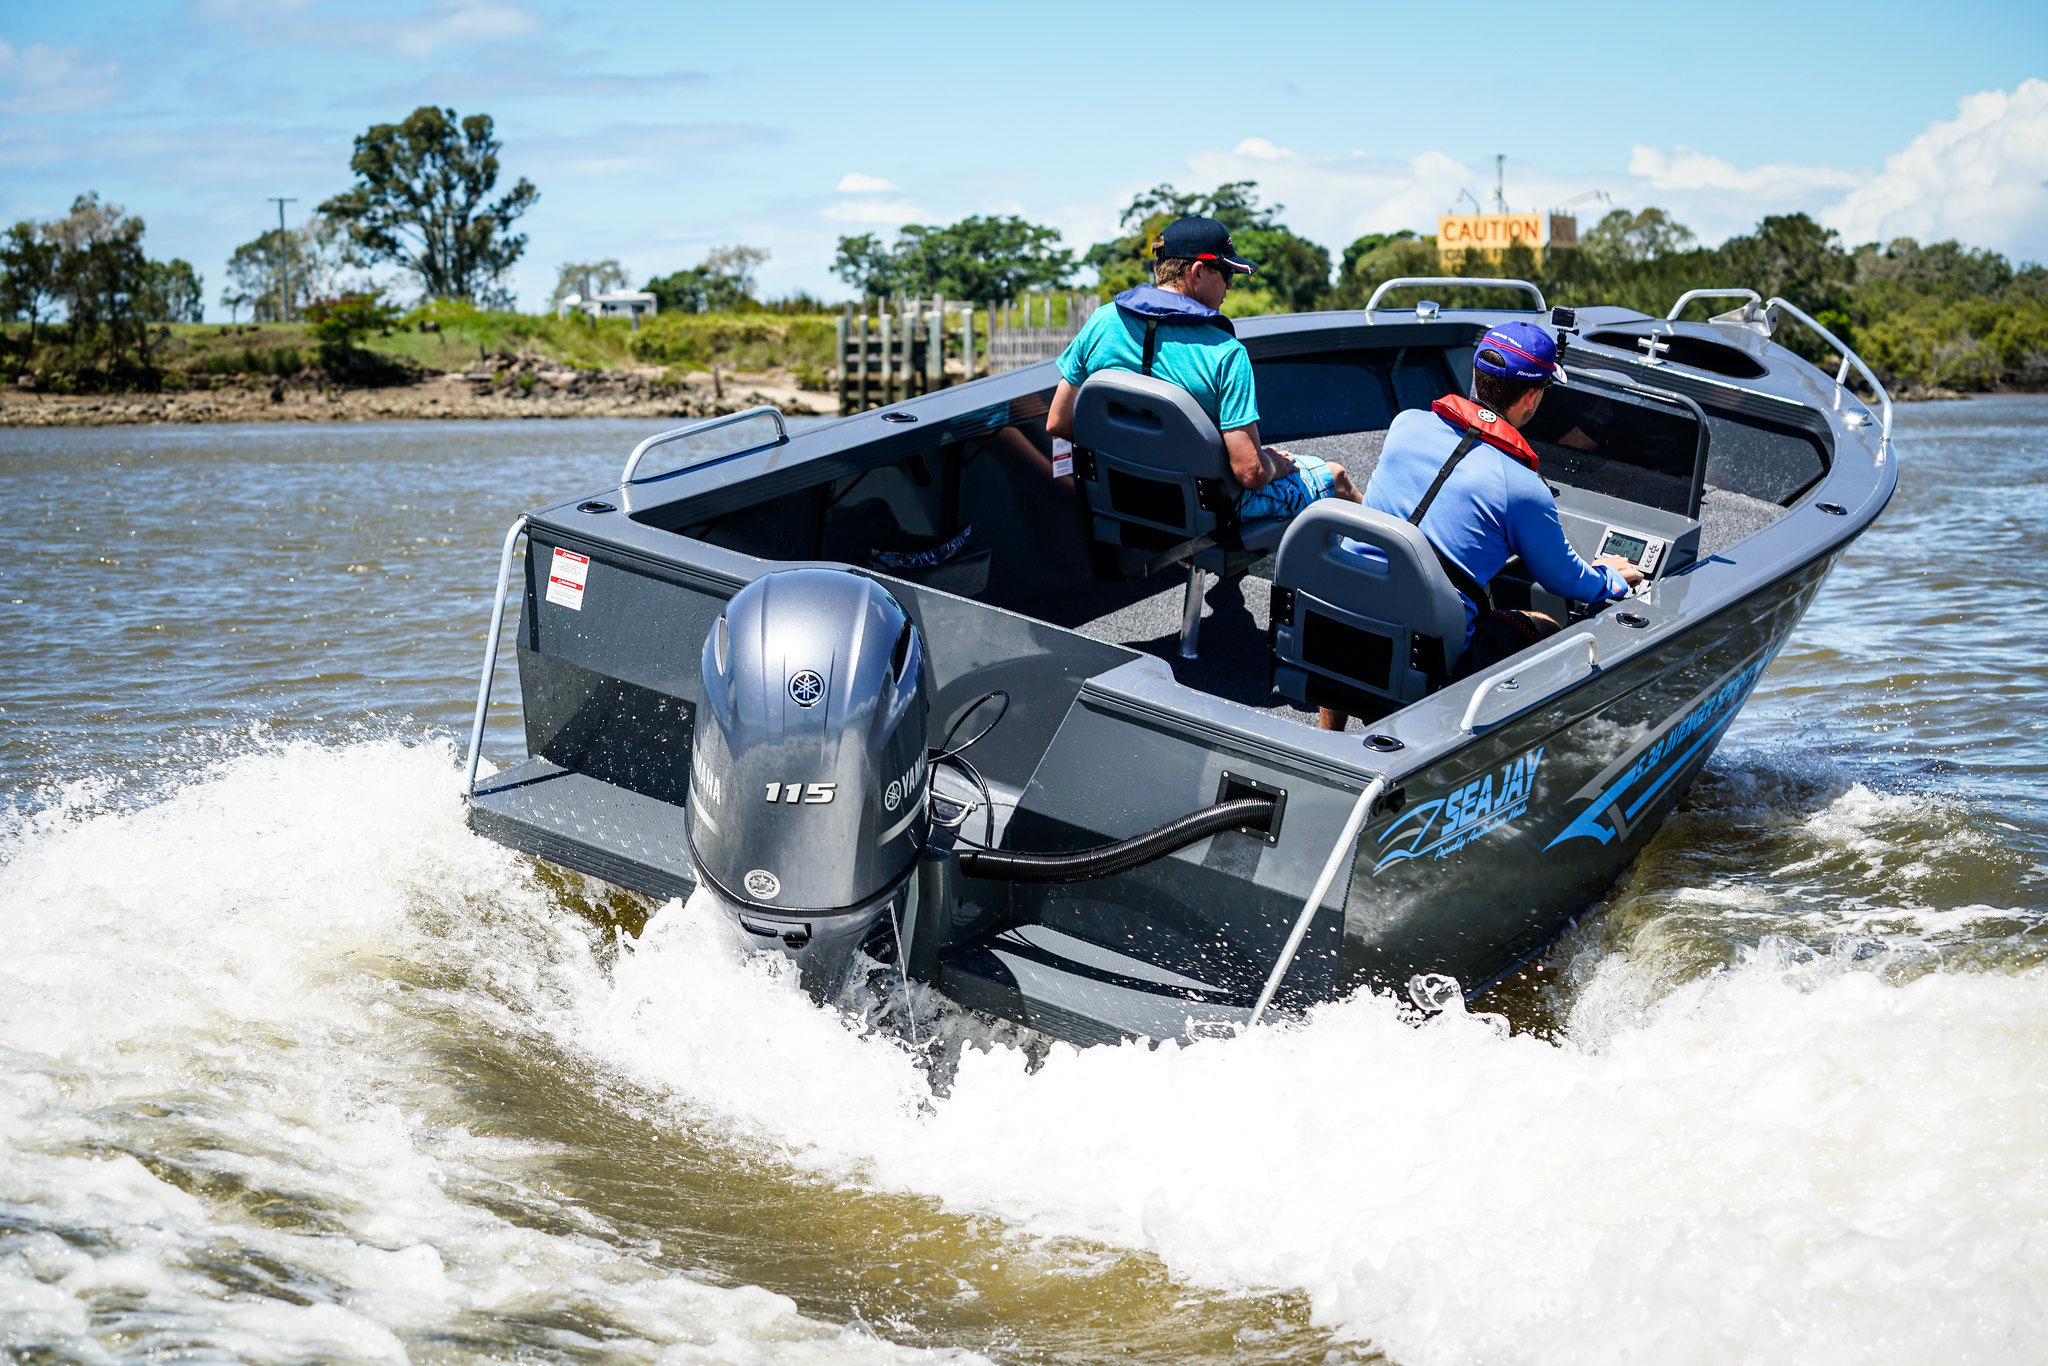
1474, 321, 1566, 384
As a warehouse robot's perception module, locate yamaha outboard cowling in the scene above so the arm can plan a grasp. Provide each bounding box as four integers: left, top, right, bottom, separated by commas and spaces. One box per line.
687, 568, 929, 990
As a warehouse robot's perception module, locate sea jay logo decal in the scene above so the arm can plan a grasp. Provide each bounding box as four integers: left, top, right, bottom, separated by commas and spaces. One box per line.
1375, 748, 1545, 871
1545, 652, 1773, 850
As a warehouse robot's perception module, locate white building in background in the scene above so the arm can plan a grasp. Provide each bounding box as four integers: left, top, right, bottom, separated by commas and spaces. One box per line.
557, 290, 659, 325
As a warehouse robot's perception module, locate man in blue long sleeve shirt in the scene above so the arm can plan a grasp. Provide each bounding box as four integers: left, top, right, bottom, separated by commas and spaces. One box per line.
1323, 322, 1640, 730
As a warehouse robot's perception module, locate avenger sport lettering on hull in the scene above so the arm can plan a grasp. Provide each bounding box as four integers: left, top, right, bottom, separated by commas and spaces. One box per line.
1548, 652, 1776, 851
463, 280, 1895, 1045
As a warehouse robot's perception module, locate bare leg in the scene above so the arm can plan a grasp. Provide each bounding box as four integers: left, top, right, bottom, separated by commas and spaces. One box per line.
1327, 463, 1363, 504
1319, 707, 1349, 731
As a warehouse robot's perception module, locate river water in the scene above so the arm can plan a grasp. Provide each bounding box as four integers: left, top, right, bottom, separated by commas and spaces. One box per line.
2, 400, 2044, 1365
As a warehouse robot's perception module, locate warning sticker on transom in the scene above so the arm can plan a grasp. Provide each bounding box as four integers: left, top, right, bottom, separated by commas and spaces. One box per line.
546, 547, 590, 610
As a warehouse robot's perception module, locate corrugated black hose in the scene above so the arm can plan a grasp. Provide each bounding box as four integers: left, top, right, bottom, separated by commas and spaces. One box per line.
955, 797, 1275, 884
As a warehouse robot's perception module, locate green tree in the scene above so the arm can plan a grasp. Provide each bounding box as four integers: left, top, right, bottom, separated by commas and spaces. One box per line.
553, 258, 627, 310
45, 192, 151, 355
0, 221, 61, 344
304, 289, 403, 364
1717, 214, 1855, 321
1580, 208, 1697, 264
835, 217, 1072, 304
831, 233, 903, 299
320, 106, 538, 302
644, 245, 769, 313
141, 259, 204, 323
1084, 182, 1330, 312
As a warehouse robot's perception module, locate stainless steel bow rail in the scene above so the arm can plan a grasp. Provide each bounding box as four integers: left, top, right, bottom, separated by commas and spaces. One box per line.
1366, 277, 1548, 315
1666, 288, 1763, 320
621, 406, 788, 485
1760, 297, 1894, 460
1663, 288, 1893, 460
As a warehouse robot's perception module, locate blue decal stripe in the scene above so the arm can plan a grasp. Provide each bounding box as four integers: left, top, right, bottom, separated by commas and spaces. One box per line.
1622, 714, 1737, 822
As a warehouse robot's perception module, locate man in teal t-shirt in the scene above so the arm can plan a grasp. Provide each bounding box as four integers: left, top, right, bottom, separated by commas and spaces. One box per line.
1046, 216, 1359, 519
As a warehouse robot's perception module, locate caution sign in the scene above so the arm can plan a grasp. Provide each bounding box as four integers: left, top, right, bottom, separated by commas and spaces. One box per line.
545, 547, 589, 611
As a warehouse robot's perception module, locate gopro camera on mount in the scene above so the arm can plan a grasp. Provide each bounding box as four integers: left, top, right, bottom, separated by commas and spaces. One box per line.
1550, 306, 1578, 333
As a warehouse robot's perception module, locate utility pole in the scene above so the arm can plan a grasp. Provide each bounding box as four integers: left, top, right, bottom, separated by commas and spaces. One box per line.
1494, 155, 1507, 214
267, 197, 297, 322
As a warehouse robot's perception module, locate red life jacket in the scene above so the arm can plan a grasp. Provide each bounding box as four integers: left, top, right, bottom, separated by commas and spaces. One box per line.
1431, 395, 1538, 472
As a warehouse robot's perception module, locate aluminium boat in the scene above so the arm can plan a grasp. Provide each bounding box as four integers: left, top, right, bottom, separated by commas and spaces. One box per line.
461, 279, 1895, 1045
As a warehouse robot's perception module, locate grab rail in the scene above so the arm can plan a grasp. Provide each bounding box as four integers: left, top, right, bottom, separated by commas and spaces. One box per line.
1366, 277, 1547, 314
1460, 633, 1599, 731
620, 406, 787, 486
1250, 773, 1390, 1027
1666, 288, 1762, 320
464, 515, 528, 796
1762, 297, 1894, 460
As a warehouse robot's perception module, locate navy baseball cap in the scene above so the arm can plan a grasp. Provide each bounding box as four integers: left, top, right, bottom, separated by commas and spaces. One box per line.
1474, 321, 1566, 384
1156, 216, 1257, 274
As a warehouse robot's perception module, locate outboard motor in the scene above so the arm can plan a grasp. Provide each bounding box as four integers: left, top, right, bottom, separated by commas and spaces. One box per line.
687, 568, 930, 990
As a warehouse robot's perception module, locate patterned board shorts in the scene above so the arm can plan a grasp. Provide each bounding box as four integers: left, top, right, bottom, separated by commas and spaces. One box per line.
1453, 609, 1562, 680
1238, 452, 1336, 521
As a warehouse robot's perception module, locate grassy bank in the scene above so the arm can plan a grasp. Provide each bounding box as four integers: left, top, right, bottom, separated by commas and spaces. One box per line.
2, 301, 843, 395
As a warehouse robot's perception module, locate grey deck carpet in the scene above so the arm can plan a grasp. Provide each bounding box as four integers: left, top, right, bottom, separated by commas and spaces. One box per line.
1010, 569, 1327, 729
1010, 431, 1791, 733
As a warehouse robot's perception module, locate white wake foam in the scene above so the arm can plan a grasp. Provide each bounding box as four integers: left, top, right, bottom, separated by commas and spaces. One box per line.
7, 738, 2045, 1366
0, 737, 971, 1365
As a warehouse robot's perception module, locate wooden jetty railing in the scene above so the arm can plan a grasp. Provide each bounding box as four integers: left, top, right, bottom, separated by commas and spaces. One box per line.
835, 291, 1103, 413
837, 298, 975, 415
988, 292, 1097, 373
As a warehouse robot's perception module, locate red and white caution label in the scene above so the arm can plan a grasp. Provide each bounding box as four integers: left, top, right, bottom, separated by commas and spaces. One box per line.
1051, 437, 1075, 478
545, 547, 590, 610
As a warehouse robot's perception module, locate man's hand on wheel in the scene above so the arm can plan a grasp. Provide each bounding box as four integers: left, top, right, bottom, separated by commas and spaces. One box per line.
1595, 553, 1645, 587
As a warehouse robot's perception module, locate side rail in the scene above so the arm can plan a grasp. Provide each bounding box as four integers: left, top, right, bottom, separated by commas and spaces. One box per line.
621, 406, 788, 485
1366, 276, 1547, 315
1461, 633, 1599, 732
1762, 298, 1894, 459
464, 516, 529, 796
1666, 288, 1762, 320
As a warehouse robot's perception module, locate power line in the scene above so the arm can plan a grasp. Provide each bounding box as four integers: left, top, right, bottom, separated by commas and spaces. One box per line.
267, 197, 297, 322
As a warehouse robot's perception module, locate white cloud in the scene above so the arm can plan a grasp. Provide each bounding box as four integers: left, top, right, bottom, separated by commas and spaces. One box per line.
521, 122, 783, 179
1821, 78, 2048, 259
1626, 145, 1862, 196
381, 0, 538, 57
1184, 139, 1610, 248
193, 0, 539, 59
0, 40, 124, 114
821, 197, 929, 224
834, 172, 898, 193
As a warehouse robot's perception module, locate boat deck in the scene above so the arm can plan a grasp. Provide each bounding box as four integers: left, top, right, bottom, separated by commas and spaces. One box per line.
1009, 429, 1791, 732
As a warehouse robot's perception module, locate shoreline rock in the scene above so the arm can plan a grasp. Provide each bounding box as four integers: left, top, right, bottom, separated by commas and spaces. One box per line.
0, 368, 825, 428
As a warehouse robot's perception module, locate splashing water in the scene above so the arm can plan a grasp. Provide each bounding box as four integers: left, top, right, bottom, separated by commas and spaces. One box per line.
4, 734, 2044, 1365
5, 403, 2047, 1363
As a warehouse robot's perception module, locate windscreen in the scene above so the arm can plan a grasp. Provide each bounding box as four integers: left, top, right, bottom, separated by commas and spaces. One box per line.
1520, 381, 1705, 515
1254, 353, 1398, 442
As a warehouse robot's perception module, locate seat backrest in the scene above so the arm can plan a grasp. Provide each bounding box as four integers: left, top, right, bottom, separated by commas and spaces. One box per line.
1072, 370, 1230, 538
1270, 502, 1469, 706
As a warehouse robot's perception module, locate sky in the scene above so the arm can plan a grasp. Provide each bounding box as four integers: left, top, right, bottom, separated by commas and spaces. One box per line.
3, 0, 2046, 318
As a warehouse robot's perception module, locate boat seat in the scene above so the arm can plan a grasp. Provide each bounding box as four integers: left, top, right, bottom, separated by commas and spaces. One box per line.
1269, 502, 1468, 715
1071, 370, 1286, 658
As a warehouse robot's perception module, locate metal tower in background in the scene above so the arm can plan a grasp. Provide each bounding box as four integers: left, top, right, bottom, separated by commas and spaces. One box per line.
267, 197, 296, 322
